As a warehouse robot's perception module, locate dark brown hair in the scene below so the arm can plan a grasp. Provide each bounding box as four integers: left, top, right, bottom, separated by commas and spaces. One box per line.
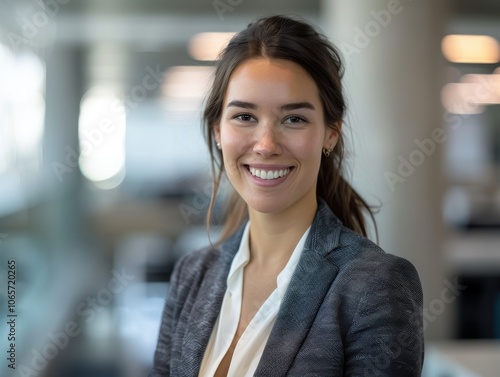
203, 15, 376, 242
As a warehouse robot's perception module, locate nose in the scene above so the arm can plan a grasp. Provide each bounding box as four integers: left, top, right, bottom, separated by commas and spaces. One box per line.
252, 124, 281, 157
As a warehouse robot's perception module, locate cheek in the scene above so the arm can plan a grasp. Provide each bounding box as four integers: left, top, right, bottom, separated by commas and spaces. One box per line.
220, 125, 239, 146
288, 134, 323, 162
220, 126, 247, 168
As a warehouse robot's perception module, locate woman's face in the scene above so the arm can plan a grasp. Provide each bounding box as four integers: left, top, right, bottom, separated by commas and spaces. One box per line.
214, 58, 339, 215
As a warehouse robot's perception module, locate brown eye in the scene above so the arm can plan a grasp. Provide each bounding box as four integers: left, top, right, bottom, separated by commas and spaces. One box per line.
234, 113, 256, 122
284, 116, 307, 124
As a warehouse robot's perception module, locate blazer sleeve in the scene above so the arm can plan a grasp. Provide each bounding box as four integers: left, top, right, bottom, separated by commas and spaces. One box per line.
149, 254, 189, 377
342, 254, 424, 377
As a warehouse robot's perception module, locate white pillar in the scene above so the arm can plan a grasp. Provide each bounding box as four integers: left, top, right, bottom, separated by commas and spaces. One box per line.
321, 0, 451, 341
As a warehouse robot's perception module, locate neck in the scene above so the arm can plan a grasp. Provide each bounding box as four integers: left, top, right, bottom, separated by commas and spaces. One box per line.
247, 197, 317, 269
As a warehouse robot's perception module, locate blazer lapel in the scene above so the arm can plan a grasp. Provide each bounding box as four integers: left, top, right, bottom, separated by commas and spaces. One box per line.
179, 226, 245, 377
254, 251, 338, 377
254, 200, 342, 377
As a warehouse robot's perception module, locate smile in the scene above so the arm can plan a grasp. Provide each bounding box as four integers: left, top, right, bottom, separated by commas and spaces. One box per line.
248, 166, 291, 180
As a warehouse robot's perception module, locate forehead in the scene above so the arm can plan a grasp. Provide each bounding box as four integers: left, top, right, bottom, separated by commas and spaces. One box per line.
223, 58, 321, 106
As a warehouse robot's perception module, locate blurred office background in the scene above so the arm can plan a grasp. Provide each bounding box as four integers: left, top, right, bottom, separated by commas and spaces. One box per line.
0, 0, 500, 376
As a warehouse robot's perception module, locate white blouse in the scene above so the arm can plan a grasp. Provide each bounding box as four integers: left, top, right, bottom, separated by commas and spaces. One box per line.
198, 222, 311, 377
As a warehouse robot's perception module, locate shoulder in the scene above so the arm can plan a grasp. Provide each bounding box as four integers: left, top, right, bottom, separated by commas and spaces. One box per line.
303, 206, 424, 312
326, 226, 423, 326
325, 229, 424, 374
331, 225, 420, 287
306, 199, 422, 299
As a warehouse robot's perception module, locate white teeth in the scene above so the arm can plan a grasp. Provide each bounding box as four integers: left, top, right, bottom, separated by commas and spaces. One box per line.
248, 167, 291, 180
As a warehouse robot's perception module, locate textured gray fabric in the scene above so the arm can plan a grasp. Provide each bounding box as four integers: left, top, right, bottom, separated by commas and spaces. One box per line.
150, 200, 424, 376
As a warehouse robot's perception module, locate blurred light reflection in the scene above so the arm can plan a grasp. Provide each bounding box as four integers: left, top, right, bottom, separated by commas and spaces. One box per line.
78, 86, 126, 188
442, 34, 500, 64
161, 66, 214, 100
0, 49, 45, 173
188, 32, 235, 61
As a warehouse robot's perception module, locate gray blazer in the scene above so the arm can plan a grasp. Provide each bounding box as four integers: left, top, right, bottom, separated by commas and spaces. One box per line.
150, 200, 424, 376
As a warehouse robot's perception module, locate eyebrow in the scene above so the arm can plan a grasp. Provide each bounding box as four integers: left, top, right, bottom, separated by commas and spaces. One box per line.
227, 100, 257, 109
281, 102, 316, 111
226, 100, 316, 111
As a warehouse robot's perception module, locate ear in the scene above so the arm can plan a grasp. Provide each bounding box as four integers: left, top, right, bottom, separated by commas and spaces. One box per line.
213, 124, 221, 144
324, 121, 342, 149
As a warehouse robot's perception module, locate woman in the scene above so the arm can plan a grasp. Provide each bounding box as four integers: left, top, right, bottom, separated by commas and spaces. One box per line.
151, 15, 423, 377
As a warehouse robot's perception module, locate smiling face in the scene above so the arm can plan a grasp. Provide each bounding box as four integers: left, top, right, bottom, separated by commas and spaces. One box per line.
214, 58, 339, 216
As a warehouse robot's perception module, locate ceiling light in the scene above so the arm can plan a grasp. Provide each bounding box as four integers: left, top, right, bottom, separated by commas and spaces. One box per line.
441, 34, 500, 64
162, 66, 214, 100
460, 73, 500, 104
441, 83, 484, 114
188, 32, 235, 61
78, 87, 126, 187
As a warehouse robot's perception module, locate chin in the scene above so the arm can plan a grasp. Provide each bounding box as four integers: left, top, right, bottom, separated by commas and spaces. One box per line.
245, 197, 290, 215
